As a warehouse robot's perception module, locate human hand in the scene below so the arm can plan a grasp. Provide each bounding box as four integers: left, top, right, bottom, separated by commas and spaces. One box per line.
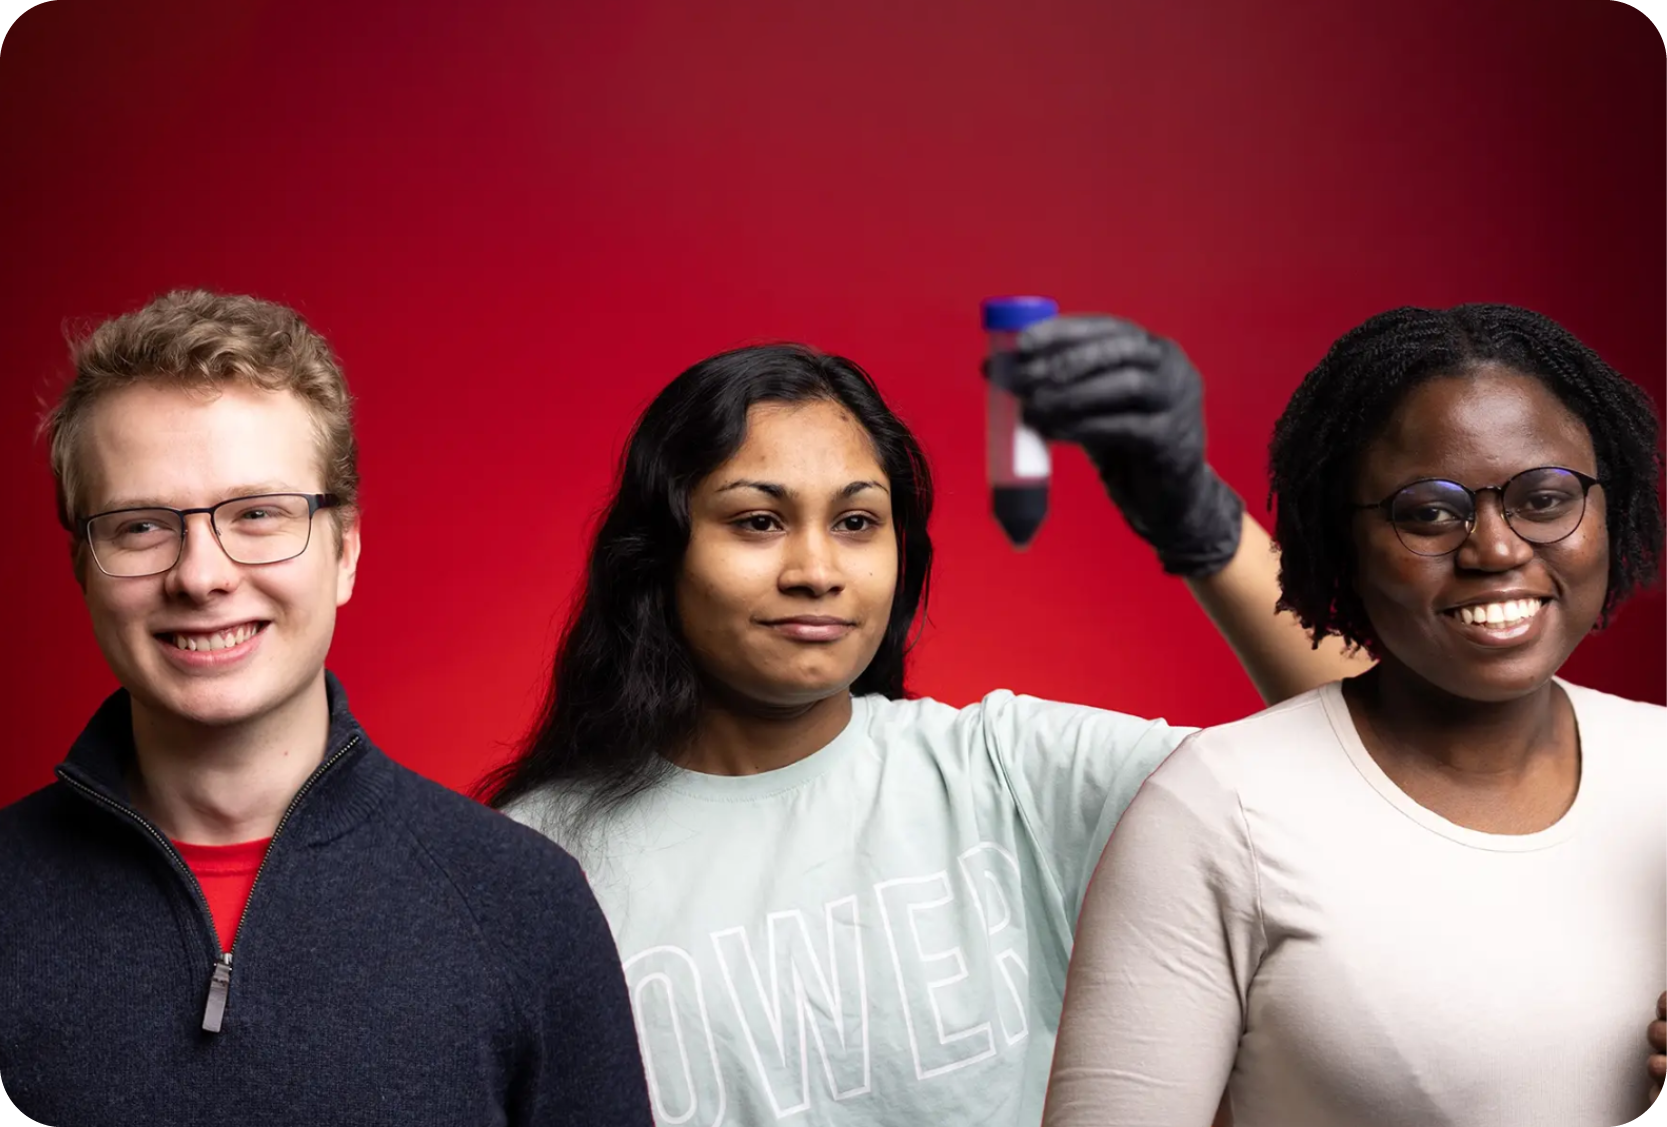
1000, 314, 1243, 576
1649, 990, 1665, 1104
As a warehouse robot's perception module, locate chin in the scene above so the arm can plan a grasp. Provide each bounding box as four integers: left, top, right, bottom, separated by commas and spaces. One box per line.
1420, 656, 1567, 704
132, 675, 291, 729
757, 669, 864, 708
772, 681, 857, 708
162, 692, 275, 728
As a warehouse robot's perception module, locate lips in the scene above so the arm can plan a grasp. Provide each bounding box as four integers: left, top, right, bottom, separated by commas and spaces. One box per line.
156, 621, 268, 652
1439, 597, 1551, 649
761, 616, 856, 642
153, 620, 270, 666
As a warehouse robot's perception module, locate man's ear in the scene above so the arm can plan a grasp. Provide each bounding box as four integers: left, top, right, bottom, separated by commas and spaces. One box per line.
334, 509, 362, 607
70, 536, 89, 592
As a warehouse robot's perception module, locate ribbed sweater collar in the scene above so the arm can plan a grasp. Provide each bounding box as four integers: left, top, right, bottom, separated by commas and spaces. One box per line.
55, 670, 392, 847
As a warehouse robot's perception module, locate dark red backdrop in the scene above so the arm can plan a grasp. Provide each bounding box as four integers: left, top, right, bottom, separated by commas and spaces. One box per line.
1, 0, 1661, 805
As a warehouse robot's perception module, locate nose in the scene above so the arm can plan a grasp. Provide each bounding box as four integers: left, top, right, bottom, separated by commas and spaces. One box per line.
163, 513, 243, 601
1454, 489, 1535, 573
778, 526, 844, 597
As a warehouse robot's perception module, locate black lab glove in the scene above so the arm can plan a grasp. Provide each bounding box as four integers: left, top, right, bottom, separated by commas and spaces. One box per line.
1002, 314, 1244, 577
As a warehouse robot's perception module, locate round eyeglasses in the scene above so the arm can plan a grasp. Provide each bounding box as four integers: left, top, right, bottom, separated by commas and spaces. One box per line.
1350, 467, 1600, 557
80, 493, 341, 578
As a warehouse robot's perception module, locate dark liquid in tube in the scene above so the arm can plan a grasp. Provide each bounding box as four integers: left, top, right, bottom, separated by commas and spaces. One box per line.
993, 483, 1049, 549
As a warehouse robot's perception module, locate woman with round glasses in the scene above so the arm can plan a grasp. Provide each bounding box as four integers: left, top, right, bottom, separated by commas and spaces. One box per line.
1042, 303, 1665, 1127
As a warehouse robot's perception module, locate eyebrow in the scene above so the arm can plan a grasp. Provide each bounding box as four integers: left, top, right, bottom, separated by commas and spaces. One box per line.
713, 479, 889, 501
93, 483, 306, 513
1386, 464, 1598, 491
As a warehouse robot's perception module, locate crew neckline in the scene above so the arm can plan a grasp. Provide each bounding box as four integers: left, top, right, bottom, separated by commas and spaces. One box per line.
171, 836, 272, 873
1322, 678, 1590, 852
660, 695, 872, 802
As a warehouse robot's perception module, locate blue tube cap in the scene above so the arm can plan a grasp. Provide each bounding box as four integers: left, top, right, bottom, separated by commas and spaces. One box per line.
982, 296, 1059, 332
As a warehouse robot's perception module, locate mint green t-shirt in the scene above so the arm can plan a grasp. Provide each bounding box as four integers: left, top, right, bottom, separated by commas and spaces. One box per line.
508, 691, 1188, 1127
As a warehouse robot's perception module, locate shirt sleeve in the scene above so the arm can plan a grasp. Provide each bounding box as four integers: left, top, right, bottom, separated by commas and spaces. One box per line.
1040, 731, 1262, 1127
979, 691, 1193, 923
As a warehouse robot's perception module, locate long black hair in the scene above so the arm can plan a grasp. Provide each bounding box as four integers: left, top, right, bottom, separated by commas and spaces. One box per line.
481, 343, 935, 818
1269, 303, 1663, 652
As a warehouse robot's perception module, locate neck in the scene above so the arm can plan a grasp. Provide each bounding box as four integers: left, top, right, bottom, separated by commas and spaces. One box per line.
1345, 662, 1567, 779
126, 672, 333, 845
677, 689, 854, 776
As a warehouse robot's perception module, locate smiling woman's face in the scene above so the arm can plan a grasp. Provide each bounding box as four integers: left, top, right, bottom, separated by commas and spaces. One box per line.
1348, 364, 1610, 702
676, 398, 898, 710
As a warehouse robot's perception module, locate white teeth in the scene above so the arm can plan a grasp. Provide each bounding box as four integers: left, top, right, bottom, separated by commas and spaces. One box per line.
1457, 600, 1543, 626
170, 624, 259, 651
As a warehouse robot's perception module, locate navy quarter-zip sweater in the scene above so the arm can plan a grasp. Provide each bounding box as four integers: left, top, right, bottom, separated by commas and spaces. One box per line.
0, 675, 653, 1127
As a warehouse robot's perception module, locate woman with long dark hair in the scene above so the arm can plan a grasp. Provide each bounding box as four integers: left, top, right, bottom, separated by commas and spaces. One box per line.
486, 318, 1364, 1126
1043, 304, 1665, 1127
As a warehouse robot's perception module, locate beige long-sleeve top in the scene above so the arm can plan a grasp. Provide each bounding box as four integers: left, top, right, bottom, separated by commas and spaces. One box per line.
1043, 680, 1665, 1127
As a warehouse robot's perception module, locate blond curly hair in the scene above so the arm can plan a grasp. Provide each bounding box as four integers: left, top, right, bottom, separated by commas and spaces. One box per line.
43, 289, 359, 539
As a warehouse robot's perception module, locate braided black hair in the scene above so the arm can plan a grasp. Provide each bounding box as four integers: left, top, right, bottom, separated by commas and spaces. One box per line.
1269, 303, 1663, 652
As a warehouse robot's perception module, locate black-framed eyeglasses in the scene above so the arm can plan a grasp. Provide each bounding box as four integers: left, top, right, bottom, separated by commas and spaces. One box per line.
79, 493, 341, 578
1350, 467, 1601, 558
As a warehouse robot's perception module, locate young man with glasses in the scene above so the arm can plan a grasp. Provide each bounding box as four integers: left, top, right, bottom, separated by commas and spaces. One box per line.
0, 290, 652, 1126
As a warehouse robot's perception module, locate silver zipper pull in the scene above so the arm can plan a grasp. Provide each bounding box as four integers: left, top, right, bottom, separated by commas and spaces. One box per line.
202, 953, 233, 1033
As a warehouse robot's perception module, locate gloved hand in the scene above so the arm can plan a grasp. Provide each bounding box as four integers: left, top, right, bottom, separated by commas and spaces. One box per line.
998, 314, 1244, 577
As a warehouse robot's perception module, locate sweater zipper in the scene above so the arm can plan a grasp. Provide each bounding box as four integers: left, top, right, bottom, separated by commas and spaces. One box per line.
205, 734, 363, 1031
58, 733, 362, 1034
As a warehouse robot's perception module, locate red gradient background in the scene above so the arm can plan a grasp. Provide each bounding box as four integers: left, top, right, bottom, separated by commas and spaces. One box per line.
0, 0, 1661, 805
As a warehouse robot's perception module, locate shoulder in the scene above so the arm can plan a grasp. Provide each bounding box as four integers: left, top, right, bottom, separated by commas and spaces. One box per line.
857, 691, 966, 730
1183, 683, 1337, 754
1144, 684, 1343, 801
500, 784, 590, 853
0, 783, 88, 852
1560, 679, 1667, 783
865, 689, 1188, 756
370, 766, 628, 1024
1560, 678, 1667, 731
376, 764, 621, 988
378, 760, 592, 907
0, 783, 78, 866
0, 782, 65, 829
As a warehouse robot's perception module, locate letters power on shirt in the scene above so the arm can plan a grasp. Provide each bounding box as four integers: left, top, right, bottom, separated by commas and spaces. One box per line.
509, 690, 1188, 1127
